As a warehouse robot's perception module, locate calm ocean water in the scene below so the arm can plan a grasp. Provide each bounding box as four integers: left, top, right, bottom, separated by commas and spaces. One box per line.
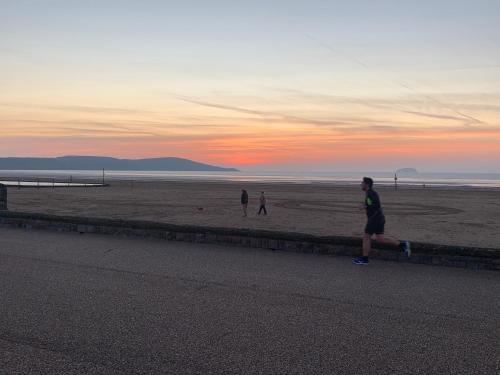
1, 170, 500, 188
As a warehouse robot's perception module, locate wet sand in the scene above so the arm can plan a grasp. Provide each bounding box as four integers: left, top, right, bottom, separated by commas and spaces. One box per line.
6, 180, 500, 248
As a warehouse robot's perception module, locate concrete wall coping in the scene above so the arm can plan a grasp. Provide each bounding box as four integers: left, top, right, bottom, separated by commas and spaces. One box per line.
0, 210, 498, 261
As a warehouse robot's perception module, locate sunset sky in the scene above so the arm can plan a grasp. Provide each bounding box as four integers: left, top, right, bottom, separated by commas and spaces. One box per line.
1, 0, 499, 172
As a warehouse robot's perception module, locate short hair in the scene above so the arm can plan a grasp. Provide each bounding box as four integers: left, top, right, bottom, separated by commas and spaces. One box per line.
363, 177, 374, 188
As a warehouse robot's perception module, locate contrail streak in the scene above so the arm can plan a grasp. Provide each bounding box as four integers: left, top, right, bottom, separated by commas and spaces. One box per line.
305, 33, 484, 126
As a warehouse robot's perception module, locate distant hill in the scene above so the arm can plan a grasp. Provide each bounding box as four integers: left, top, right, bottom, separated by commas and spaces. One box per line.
396, 168, 418, 175
0, 156, 239, 172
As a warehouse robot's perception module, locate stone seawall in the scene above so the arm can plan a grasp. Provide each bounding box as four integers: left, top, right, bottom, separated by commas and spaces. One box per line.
0, 211, 498, 270
0, 184, 7, 210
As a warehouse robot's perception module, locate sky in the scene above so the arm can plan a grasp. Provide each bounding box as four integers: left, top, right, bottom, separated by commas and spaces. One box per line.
1, 0, 499, 172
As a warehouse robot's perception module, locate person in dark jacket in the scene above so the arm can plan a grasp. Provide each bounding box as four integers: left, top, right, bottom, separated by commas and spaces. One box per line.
353, 177, 411, 265
241, 189, 249, 217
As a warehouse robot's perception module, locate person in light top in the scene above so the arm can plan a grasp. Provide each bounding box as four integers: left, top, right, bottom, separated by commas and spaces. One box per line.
258, 191, 267, 215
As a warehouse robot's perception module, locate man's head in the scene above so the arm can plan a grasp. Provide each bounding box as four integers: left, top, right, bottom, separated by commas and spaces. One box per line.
361, 177, 373, 191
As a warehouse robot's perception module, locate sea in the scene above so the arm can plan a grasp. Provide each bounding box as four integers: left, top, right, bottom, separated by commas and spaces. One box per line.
1, 170, 500, 189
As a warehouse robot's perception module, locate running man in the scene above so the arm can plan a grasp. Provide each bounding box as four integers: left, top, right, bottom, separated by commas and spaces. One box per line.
353, 177, 411, 265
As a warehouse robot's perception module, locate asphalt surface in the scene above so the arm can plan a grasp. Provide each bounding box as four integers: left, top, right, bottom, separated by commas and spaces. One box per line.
0, 228, 498, 374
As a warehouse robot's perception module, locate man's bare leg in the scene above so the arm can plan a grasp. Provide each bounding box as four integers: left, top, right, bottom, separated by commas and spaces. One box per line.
374, 234, 400, 247
362, 233, 372, 257
375, 234, 411, 257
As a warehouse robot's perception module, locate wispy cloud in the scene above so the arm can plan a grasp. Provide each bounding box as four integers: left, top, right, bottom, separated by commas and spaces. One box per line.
400, 111, 467, 122
173, 96, 354, 127
264, 87, 495, 126
0, 117, 247, 138
174, 93, 492, 131
0, 102, 155, 116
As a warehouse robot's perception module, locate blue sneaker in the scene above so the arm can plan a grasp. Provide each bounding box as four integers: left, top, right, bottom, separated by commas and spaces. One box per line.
402, 241, 411, 258
353, 256, 369, 265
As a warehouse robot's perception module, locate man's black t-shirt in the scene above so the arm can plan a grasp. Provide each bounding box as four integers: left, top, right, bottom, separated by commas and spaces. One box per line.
365, 189, 382, 218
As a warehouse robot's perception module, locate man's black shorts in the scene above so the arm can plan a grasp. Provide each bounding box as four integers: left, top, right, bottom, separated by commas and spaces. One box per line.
365, 212, 385, 235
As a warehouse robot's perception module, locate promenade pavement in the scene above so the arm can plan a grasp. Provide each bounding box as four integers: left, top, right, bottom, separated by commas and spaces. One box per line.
0, 227, 498, 374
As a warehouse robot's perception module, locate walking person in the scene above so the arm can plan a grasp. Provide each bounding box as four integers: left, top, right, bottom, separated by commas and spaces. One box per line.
258, 191, 267, 215
353, 177, 411, 265
241, 189, 249, 217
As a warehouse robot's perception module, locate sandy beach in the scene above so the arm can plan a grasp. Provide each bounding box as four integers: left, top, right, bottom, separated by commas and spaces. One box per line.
5, 181, 500, 249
